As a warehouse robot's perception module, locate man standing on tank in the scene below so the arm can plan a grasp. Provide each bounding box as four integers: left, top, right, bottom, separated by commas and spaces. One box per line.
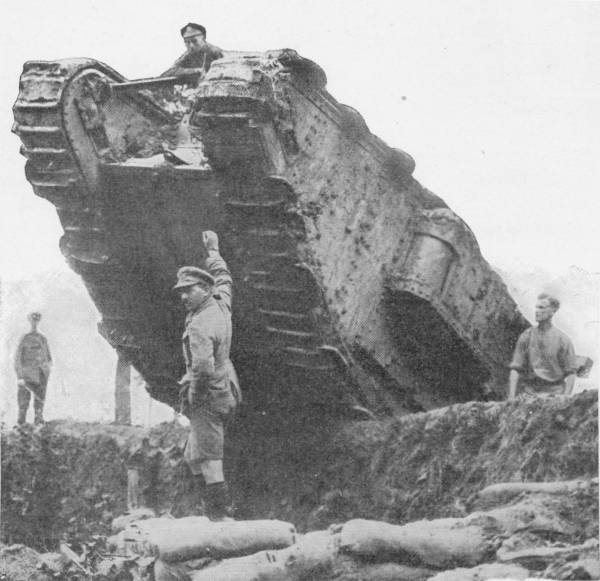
508, 293, 577, 399
174, 231, 240, 520
162, 23, 224, 78
14, 312, 52, 425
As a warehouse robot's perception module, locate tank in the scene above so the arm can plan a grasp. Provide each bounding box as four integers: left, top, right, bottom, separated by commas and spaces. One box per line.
13, 50, 529, 415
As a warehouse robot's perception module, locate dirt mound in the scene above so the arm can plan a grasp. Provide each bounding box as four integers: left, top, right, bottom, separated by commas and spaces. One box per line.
235, 390, 598, 529
1, 391, 597, 555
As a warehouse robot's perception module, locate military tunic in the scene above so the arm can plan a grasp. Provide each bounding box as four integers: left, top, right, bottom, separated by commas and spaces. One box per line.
14, 331, 52, 423
162, 42, 224, 77
181, 252, 240, 473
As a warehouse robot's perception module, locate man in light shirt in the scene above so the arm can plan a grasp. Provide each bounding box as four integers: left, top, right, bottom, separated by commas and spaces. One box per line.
508, 293, 576, 399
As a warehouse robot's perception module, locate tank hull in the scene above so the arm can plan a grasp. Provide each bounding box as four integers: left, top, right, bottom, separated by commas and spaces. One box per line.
13, 52, 528, 414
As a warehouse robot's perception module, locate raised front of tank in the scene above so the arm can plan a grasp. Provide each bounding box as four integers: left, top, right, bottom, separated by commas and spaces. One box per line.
13, 50, 528, 415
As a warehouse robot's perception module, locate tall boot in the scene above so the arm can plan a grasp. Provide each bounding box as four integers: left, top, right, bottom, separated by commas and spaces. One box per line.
193, 474, 206, 515
204, 481, 234, 521
17, 407, 27, 425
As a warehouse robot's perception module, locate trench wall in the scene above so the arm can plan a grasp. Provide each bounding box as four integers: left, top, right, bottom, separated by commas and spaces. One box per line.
1, 390, 597, 550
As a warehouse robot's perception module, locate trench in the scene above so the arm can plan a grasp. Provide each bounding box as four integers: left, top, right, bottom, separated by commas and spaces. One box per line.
1, 390, 598, 579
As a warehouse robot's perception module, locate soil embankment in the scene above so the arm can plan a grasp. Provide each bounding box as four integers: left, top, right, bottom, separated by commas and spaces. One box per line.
1, 390, 597, 579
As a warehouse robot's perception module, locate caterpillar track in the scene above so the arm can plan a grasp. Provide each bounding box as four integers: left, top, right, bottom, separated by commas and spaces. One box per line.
14, 50, 529, 416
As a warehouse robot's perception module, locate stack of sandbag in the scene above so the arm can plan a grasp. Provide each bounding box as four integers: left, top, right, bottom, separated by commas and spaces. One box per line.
141, 518, 297, 580
151, 509, 525, 580
423, 479, 599, 581
110, 477, 597, 580
155, 512, 502, 581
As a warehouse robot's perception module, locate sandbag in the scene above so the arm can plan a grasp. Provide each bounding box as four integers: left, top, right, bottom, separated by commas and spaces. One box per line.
473, 479, 593, 510
497, 540, 597, 570
333, 556, 435, 581
426, 563, 530, 581
339, 518, 497, 568
189, 550, 286, 581
151, 519, 296, 562
279, 530, 339, 579
189, 529, 338, 581
470, 496, 576, 537
154, 557, 213, 581
123, 516, 211, 556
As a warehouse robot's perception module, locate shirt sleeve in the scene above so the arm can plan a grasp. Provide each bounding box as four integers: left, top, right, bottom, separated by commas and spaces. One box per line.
187, 321, 215, 391
205, 251, 233, 311
559, 336, 577, 376
210, 45, 224, 60
509, 329, 530, 372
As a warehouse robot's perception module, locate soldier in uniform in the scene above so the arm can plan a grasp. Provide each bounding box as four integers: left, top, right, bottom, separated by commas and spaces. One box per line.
162, 23, 224, 79
173, 231, 240, 520
509, 293, 577, 399
14, 312, 52, 425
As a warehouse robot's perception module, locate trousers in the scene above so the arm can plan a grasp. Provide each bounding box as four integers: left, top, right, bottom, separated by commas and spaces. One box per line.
17, 376, 47, 424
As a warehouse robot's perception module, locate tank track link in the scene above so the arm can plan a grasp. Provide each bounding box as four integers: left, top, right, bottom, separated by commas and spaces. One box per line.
196, 105, 397, 415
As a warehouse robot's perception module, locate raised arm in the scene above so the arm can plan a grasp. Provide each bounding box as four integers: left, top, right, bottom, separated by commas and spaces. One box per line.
202, 231, 232, 310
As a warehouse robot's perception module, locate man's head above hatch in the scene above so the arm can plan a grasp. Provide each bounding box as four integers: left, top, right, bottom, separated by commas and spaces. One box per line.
535, 293, 560, 323
173, 267, 215, 312
28, 311, 42, 330
180, 23, 208, 53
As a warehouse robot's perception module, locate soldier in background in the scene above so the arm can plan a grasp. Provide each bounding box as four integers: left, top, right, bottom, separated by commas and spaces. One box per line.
509, 293, 577, 399
173, 231, 241, 520
162, 23, 224, 79
14, 312, 52, 425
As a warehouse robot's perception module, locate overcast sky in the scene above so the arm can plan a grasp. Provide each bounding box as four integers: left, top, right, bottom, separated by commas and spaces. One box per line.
1, 0, 599, 279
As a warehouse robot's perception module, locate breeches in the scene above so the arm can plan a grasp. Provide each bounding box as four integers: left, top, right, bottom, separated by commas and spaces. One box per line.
184, 405, 233, 473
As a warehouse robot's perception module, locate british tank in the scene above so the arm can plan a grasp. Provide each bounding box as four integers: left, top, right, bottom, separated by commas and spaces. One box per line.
13, 50, 529, 415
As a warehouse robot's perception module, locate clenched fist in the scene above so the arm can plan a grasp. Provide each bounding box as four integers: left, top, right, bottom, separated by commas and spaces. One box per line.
202, 231, 219, 253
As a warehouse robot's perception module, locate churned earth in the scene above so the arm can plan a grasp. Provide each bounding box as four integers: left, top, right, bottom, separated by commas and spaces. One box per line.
1, 389, 597, 580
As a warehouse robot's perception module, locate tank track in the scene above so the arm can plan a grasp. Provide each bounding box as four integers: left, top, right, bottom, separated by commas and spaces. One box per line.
13, 61, 104, 256
13, 59, 169, 261
13, 60, 184, 409
196, 107, 394, 414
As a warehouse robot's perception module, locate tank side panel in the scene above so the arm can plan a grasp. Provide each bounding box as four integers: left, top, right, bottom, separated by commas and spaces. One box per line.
280, 83, 441, 406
